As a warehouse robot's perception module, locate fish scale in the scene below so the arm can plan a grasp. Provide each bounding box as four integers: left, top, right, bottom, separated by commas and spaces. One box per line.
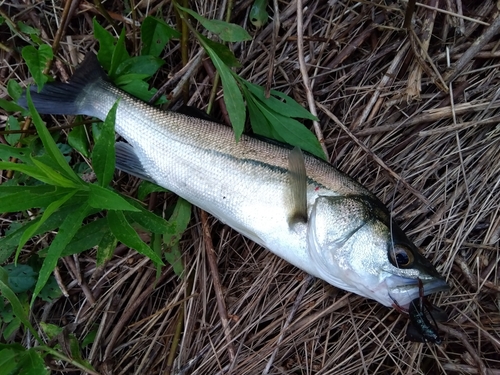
19, 53, 449, 310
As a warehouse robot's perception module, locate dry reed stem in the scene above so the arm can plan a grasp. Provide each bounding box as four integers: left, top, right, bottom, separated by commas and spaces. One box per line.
1, 0, 499, 374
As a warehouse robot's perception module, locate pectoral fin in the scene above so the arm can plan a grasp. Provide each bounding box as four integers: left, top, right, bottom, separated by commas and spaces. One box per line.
288, 146, 308, 224
115, 142, 155, 182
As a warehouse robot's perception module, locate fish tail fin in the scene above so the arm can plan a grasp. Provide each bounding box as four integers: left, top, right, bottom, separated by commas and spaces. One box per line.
19, 53, 108, 117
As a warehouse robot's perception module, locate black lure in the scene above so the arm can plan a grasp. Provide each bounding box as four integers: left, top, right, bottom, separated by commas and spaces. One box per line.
406, 279, 446, 344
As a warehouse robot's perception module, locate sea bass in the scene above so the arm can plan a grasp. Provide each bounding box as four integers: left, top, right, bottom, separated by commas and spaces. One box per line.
20, 53, 448, 308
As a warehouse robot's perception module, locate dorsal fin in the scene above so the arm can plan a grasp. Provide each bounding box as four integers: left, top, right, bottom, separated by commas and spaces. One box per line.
288, 146, 308, 224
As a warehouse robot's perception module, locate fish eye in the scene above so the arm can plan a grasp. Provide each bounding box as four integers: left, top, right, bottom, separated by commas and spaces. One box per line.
390, 245, 414, 268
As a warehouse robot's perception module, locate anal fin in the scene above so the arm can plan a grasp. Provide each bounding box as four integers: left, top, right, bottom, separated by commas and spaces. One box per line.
115, 142, 154, 182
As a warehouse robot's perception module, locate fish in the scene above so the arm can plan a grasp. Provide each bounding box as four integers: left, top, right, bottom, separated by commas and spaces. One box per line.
19, 53, 449, 309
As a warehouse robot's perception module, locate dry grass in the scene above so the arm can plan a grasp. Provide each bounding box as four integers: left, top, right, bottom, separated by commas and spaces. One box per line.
1, 0, 500, 374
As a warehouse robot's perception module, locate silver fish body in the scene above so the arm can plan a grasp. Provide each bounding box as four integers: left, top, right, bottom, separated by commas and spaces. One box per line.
21, 54, 448, 308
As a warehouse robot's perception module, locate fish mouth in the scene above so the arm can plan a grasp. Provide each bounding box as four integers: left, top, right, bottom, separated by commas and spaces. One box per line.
387, 276, 449, 309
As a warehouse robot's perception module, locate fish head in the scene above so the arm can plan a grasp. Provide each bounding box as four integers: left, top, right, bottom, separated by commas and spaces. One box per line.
306, 195, 449, 308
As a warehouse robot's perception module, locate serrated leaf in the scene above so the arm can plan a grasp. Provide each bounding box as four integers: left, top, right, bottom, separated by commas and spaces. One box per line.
0, 267, 41, 341
107, 210, 163, 265
115, 55, 165, 77
250, 0, 269, 27
88, 184, 140, 211
26, 89, 82, 183
68, 123, 90, 157
177, 5, 251, 42
141, 16, 180, 57
21, 45, 53, 91
92, 101, 118, 186
93, 19, 115, 71
197, 33, 245, 140
18, 348, 50, 375
32, 201, 89, 305
40, 322, 63, 340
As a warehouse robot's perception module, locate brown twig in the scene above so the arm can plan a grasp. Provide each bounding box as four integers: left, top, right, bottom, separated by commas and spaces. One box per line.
444, 13, 500, 83
200, 209, 236, 362
296, 0, 328, 158
316, 101, 432, 207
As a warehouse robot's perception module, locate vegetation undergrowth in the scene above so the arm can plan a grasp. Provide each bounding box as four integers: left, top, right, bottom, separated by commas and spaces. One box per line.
0, 1, 322, 372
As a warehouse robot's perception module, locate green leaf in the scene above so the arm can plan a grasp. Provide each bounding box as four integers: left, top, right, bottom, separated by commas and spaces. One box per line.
0, 348, 19, 374
4, 116, 21, 146
92, 101, 118, 186
8, 79, 23, 101
68, 123, 90, 157
61, 218, 109, 257
3, 318, 22, 340
125, 205, 174, 234
250, 0, 269, 27
115, 55, 165, 77
40, 322, 63, 340
107, 210, 163, 265
26, 89, 82, 183
109, 28, 130, 79
96, 230, 117, 266
31, 157, 80, 188
0, 144, 32, 163
251, 100, 325, 159
93, 19, 115, 72
197, 34, 245, 140
119, 80, 167, 104
198, 34, 240, 67
163, 198, 191, 276
0, 185, 71, 212
141, 16, 180, 57
137, 180, 168, 200
17, 21, 40, 36
0, 267, 41, 341
32, 201, 90, 304
177, 5, 251, 42
88, 184, 140, 212
0, 161, 54, 185
243, 80, 318, 120
39, 275, 62, 302
21, 45, 53, 91
0, 203, 90, 263
4, 264, 37, 293
114, 73, 151, 86
0, 98, 25, 113
18, 348, 50, 375
16, 190, 77, 260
